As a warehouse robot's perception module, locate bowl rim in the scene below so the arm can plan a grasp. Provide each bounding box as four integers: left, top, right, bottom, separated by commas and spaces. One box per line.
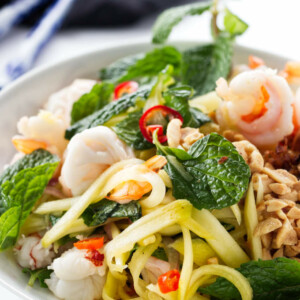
0, 39, 292, 102
0, 39, 294, 299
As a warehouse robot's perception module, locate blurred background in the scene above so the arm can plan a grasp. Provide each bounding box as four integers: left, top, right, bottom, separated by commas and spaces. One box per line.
0, 0, 300, 90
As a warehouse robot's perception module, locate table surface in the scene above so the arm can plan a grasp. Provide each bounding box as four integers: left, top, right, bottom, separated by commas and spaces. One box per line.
0, 0, 300, 298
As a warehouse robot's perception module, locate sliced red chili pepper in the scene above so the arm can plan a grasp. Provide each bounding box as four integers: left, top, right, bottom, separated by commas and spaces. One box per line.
147, 125, 164, 137
158, 269, 180, 294
85, 249, 105, 267
74, 237, 104, 251
139, 105, 183, 143
114, 81, 139, 100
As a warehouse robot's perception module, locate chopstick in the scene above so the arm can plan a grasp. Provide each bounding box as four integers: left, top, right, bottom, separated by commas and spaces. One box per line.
0, 0, 48, 40
0, 0, 76, 90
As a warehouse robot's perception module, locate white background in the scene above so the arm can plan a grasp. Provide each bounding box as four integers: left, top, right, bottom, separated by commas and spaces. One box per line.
0, 0, 300, 298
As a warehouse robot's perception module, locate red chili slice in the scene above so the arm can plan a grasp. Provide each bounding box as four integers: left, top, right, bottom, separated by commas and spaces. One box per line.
114, 81, 139, 100
158, 269, 180, 294
139, 105, 183, 143
74, 237, 104, 251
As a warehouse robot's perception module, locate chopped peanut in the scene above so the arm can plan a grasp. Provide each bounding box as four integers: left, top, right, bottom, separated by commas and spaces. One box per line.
264, 162, 275, 170
287, 207, 300, 219
273, 218, 297, 248
207, 257, 219, 265
261, 233, 272, 249
233, 140, 264, 173
291, 241, 300, 253
262, 248, 272, 260
262, 168, 298, 187
265, 199, 288, 212
285, 245, 299, 257
180, 127, 203, 150
279, 190, 298, 201
293, 181, 300, 191
273, 248, 284, 259
274, 209, 288, 220
166, 119, 182, 148
254, 217, 282, 236
252, 173, 273, 194
269, 183, 291, 195
222, 130, 245, 142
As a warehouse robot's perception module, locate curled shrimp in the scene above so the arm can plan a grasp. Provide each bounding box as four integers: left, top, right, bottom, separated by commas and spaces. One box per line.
46, 247, 106, 300
14, 234, 55, 270
12, 137, 48, 154
16, 110, 68, 156
107, 155, 167, 203
216, 68, 294, 147
59, 126, 134, 196
248, 55, 265, 69
45, 79, 97, 126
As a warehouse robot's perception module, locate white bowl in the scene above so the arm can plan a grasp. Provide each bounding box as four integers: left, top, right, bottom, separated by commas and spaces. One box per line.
0, 41, 290, 299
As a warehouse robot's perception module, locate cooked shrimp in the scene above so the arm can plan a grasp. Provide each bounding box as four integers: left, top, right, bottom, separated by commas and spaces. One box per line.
46, 247, 106, 300
107, 155, 167, 203
293, 87, 300, 131
248, 55, 265, 69
59, 126, 134, 196
45, 79, 96, 126
216, 68, 294, 147
12, 137, 47, 154
50, 247, 106, 280
46, 273, 105, 300
280, 61, 300, 93
14, 235, 54, 270
17, 110, 68, 155
166, 118, 182, 148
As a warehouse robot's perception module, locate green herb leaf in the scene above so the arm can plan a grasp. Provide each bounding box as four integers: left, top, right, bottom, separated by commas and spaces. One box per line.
22, 268, 52, 288
114, 110, 153, 150
155, 133, 250, 210
224, 8, 248, 37
0, 150, 59, 251
199, 258, 300, 300
100, 46, 182, 83
152, 2, 213, 44
71, 82, 114, 124
143, 64, 175, 111
181, 34, 233, 95
65, 87, 151, 140
152, 247, 168, 262
164, 86, 211, 127
81, 199, 142, 227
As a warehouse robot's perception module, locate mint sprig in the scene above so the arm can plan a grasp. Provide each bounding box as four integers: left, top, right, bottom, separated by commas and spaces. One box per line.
0, 150, 59, 251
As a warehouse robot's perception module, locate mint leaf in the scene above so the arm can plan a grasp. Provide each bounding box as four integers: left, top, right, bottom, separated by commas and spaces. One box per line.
65, 87, 151, 140
0, 150, 59, 251
81, 199, 142, 227
224, 8, 248, 37
100, 46, 182, 83
152, 247, 168, 262
156, 133, 250, 210
71, 82, 114, 124
164, 86, 211, 127
152, 2, 213, 44
181, 34, 233, 95
143, 65, 175, 111
189, 107, 212, 127
22, 268, 52, 288
199, 258, 300, 300
114, 110, 153, 150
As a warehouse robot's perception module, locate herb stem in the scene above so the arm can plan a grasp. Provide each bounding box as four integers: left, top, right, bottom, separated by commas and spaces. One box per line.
211, 0, 220, 39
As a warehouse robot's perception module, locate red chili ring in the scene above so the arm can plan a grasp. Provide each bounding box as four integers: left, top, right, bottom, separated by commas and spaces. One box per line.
139, 105, 183, 143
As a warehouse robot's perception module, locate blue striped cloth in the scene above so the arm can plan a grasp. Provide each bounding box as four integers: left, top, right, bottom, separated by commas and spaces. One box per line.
0, 0, 76, 90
